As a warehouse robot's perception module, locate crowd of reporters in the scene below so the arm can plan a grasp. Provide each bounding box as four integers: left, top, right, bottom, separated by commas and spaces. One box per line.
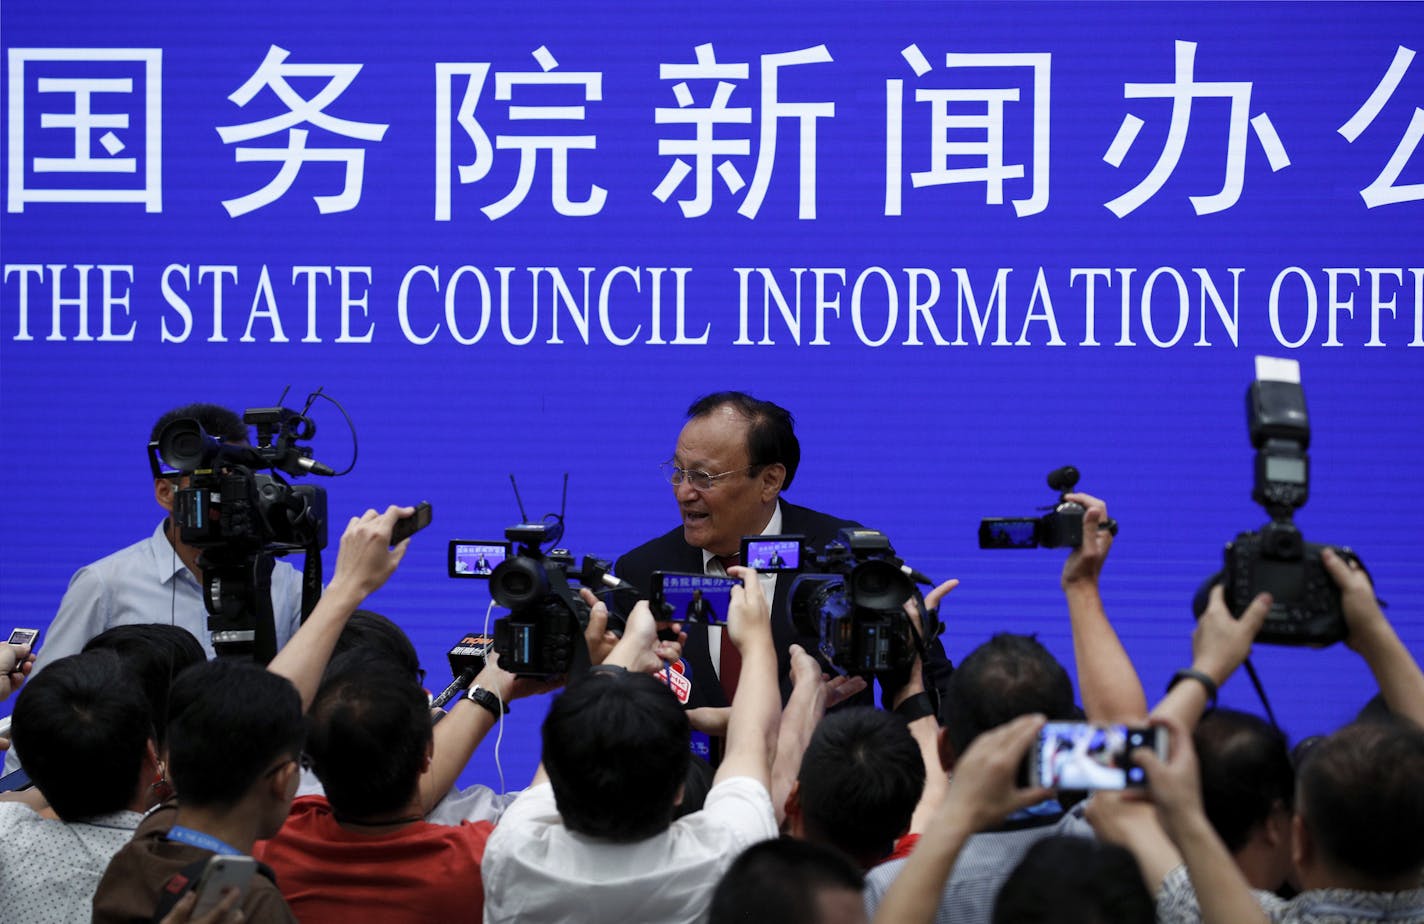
1, 409, 1421, 924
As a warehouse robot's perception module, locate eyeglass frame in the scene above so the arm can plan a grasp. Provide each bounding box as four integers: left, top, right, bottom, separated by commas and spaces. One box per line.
660, 460, 767, 491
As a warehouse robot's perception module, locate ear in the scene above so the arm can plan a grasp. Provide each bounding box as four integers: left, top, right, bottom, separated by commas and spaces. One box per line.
154, 478, 175, 512
937, 727, 957, 773
421, 738, 434, 774
1291, 812, 1310, 870
1262, 800, 1289, 847
757, 463, 786, 501
672, 782, 686, 809
268, 760, 300, 802
142, 737, 161, 779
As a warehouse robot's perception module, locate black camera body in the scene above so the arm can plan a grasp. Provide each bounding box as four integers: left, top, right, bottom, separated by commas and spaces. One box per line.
979, 466, 1114, 550
489, 539, 594, 677
155, 404, 330, 662
787, 528, 925, 676
1223, 525, 1356, 646
1214, 359, 1362, 646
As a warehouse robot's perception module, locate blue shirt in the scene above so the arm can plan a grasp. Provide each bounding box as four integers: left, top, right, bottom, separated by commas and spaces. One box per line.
32, 520, 305, 670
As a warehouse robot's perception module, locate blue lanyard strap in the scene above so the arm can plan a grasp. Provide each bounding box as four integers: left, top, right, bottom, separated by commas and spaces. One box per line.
165, 825, 242, 856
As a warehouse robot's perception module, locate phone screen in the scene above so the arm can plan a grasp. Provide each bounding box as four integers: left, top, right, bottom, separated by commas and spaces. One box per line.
741, 535, 805, 572
448, 541, 511, 578
7, 628, 38, 648
1034, 722, 1158, 789
653, 573, 741, 624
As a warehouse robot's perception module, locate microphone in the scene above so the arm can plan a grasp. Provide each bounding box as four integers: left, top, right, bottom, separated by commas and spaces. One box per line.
430, 666, 478, 714
578, 556, 636, 592
900, 564, 934, 586
273, 448, 335, 477
430, 633, 496, 723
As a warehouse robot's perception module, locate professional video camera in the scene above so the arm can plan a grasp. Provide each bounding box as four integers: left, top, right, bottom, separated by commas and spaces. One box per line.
448, 477, 627, 676
776, 528, 933, 676
1215, 357, 1362, 646
153, 399, 335, 663
978, 466, 1118, 549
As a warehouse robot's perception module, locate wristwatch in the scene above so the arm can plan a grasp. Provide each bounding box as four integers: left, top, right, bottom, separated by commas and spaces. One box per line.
466, 685, 509, 718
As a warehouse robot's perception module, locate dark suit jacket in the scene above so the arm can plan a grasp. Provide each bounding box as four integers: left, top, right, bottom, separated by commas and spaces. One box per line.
616, 501, 886, 708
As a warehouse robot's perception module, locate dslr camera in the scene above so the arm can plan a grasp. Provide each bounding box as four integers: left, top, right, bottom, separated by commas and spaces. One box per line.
979, 466, 1116, 549
784, 528, 932, 676
1217, 357, 1361, 646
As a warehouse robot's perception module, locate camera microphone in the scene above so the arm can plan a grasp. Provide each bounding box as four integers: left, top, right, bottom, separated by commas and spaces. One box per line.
900, 564, 933, 586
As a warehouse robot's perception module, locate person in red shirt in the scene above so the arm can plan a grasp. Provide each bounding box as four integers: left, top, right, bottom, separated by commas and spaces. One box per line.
257, 654, 520, 923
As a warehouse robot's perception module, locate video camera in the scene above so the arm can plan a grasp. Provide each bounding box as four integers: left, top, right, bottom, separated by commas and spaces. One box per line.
153, 401, 333, 662
448, 477, 627, 676
1215, 357, 1361, 646
761, 528, 932, 676
978, 466, 1117, 549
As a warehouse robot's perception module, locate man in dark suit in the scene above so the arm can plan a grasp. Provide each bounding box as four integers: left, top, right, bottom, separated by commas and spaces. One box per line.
615, 392, 890, 709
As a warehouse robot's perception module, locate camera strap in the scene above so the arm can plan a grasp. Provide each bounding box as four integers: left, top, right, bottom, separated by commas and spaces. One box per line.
1241, 657, 1281, 729
299, 544, 323, 623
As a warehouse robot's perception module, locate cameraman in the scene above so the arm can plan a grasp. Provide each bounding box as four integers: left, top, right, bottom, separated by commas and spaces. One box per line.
31, 403, 305, 676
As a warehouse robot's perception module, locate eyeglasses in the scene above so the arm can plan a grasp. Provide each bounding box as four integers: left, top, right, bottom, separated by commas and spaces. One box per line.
660, 461, 757, 491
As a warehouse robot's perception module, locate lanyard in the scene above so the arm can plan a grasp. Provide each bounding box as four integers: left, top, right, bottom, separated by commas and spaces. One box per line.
165, 825, 242, 856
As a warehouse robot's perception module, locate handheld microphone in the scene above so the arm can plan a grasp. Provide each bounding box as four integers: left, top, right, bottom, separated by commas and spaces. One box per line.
430, 633, 496, 723
430, 667, 478, 713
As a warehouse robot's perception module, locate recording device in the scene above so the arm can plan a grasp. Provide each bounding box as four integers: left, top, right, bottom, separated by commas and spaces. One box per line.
452, 476, 633, 676
1027, 722, 1165, 790
978, 466, 1118, 549
156, 394, 338, 663
390, 502, 432, 546
1216, 357, 1362, 646
430, 633, 495, 715
740, 535, 806, 572
448, 541, 512, 577
191, 854, 258, 916
6, 628, 38, 652
786, 528, 934, 676
650, 572, 741, 624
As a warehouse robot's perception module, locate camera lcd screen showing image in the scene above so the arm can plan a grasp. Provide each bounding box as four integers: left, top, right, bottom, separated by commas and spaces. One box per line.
652, 572, 741, 624
448, 541, 512, 578
741, 535, 805, 572
979, 518, 1039, 549
1033, 722, 1160, 790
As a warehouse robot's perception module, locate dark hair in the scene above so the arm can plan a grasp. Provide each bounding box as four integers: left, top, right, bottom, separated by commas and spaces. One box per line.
165, 660, 304, 808
992, 835, 1154, 924
542, 670, 690, 841
686, 392, 801, 491
10, 651, 153, 821
796, 708, 924, 864
941, 634, 1078, 758
150, 403, 247, 446
674, 753, 716, 820
708, 837, 864, 924
82, 624, 205, 748
329, 610, 421, 685
305, 654, 432, 819
1296, 720, 1424, 881
1194, 708, 1294, 852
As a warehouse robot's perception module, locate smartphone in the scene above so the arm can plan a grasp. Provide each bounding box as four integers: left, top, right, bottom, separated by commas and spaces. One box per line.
650, 572, 741, 624
390, 501, 433, 546
740, 534, 806, 572
7, 628, 38, 650
191, 854, 257, 916
1028, 722, 1166, 790
448, 540, 512, 578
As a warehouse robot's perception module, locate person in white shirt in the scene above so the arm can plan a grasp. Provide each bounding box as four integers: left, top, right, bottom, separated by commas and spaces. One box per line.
482, 567, 783, 924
